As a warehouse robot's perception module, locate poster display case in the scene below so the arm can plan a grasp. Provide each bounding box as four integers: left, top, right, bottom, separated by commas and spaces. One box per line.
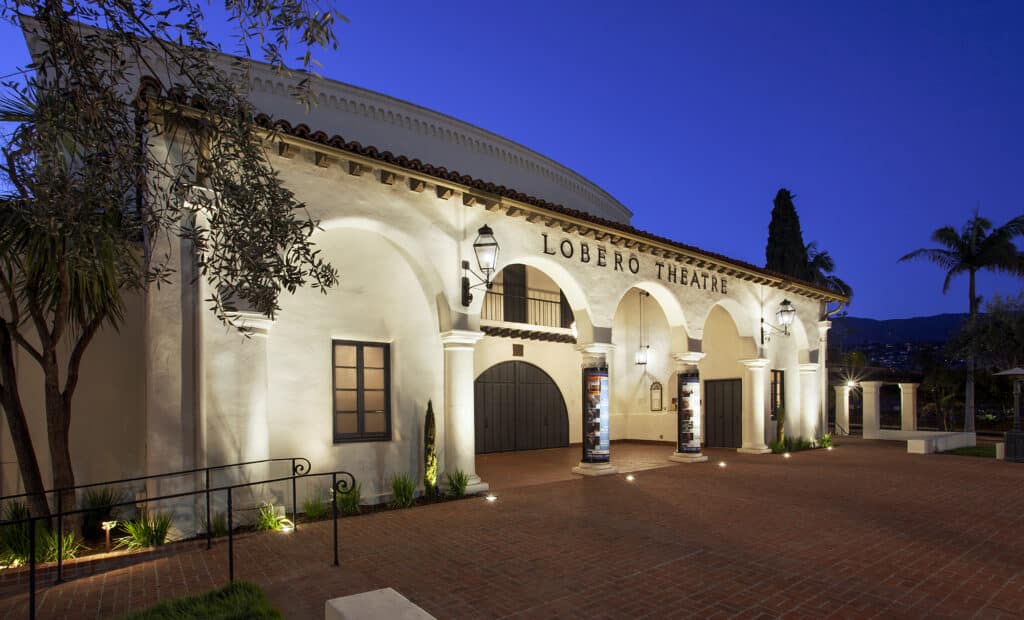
582, 367, 610, 463
677, 372, 702, 454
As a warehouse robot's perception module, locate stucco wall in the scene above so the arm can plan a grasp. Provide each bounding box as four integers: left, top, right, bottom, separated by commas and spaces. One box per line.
2, 293, 147, 496
266, 227, 444, 505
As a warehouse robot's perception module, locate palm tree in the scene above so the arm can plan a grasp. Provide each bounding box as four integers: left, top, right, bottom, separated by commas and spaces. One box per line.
805, 241, 853, 299
899, 212, 1024, 432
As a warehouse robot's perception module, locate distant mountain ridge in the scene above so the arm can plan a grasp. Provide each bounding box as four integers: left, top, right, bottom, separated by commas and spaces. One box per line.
831, 313, 968, 346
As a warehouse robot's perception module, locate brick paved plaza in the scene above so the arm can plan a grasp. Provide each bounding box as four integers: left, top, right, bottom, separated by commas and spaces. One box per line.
3, 437, 1024, 619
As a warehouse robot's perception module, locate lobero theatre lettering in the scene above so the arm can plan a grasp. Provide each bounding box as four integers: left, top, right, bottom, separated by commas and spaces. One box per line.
542, 233, 727, 294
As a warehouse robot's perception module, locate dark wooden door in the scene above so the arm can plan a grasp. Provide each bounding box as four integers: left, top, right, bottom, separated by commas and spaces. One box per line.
704, 379, 742, 448
475, 361, 568, 453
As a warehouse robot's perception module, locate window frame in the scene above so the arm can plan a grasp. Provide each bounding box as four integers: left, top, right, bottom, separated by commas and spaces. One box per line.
331, 339, 392, 443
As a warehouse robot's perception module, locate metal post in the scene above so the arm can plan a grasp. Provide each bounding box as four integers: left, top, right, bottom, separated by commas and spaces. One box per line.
291, 458, 298, 532
226, 489, 234, 582
55, 492, 63, 583
29, 518, 36, 620
205, 470, 212, 550
332, 473, 339, 567
1014, 380, 1021, 432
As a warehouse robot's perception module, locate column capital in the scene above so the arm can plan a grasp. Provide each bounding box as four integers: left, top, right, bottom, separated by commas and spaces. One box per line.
799, 363, 819, 374
576, 342, 615, 356
237, 312, 274, 337
440, 329, 484, 348
860, 380, 884, 390
834, 384, 851, 395
898, 382, 920, 390
739, 357, 770, 369
577, 341, 614, 368
672, 351, 706, 368
817, 320, 832, 334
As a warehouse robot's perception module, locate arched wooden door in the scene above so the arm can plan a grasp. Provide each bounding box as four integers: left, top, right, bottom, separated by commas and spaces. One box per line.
474, 361, 569, 454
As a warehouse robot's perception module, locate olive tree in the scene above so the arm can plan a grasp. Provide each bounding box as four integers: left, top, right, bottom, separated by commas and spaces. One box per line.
0, 0, 343, 519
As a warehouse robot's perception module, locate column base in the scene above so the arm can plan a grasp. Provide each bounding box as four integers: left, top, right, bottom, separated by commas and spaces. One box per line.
572, 462, 619, 476
737, 446, 772, 455
669, 452, 708, 463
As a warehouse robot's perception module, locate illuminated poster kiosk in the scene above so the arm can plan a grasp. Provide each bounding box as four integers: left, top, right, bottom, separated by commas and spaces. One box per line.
670, 372, 708, 463
582, 367, 610, 463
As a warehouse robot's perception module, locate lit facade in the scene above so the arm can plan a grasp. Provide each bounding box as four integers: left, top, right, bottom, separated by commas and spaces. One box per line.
1, 56, 846, 508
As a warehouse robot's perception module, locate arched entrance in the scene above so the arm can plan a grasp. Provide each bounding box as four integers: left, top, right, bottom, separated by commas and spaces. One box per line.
474, 361, 569, 453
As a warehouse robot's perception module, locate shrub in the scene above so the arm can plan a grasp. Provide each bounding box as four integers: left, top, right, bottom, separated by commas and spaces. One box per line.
117, 510, 174, 550
424, 400, 438, 500
0, 502, 32, 566
82, 487, 125, 540
40, 529, 85, 563
119, 581, 281, 620
255, 503, 293, 531
446, 470, 469, 498
772, 436, 814, 454
201, 512, 228, 538
389, 474, 415, 509
335, 482, 361, 516
819, 433, 833, 448
302, 495, 327, 520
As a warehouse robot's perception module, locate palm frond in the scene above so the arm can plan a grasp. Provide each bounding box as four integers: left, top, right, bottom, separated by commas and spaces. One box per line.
899, 247, 959, 270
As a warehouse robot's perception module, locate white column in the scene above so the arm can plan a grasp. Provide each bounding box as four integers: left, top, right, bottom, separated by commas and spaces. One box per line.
833, 385, 850, 436
440, 329, 488, 493
799, 363, 820, 440
572, 342, 618, 476
899, 383, 919, 431
669, 352, 708, 463
861, 381, 883, 439
817, 320, 831, 439
738, 358, 771, 454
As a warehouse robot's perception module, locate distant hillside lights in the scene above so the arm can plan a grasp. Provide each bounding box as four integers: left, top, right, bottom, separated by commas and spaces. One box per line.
542, 233, 728, 294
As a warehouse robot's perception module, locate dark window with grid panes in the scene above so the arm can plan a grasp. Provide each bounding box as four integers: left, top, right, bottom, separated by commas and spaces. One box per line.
332, 340, 391, 442
770, 369, 784, 421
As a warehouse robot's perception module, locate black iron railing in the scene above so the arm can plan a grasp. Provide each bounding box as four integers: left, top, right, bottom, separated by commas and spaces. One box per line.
2, 465, 355, 620
482, 285, 569, 328
0, 456, 311, 586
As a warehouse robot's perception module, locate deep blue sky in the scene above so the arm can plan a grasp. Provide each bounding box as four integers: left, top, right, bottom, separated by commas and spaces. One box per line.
4, 1, 1022, 319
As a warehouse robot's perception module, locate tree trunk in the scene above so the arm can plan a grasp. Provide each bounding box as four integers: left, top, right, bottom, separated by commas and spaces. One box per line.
0, 325, 51, 519
965, 271, 977, 433
42, 350, 76, 532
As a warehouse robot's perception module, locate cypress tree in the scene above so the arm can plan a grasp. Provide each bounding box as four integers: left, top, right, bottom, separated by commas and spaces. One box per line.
766, 188, 811, 280
424, 400, 438, 499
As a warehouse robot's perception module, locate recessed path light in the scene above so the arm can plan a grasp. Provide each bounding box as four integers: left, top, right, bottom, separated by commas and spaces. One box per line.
485, 494, 497, 502
625, 474, 635, 482
718, 461, 727, 468
783, 452, 791, 459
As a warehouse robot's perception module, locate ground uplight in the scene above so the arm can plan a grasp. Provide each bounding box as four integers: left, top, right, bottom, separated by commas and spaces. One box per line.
718, 461, 727, 468
625, 474, 635, 482
485, 494, 497, 502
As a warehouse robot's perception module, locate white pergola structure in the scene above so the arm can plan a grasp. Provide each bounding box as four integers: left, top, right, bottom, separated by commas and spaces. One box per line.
834, 380, 920, 438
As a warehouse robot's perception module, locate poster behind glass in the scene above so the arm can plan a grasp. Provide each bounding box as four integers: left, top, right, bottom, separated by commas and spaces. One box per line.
677, 372, 701, 454
582, 368, 610, 463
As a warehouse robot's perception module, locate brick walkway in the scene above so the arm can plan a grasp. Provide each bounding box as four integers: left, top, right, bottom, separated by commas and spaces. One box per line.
3, 437, 1024, 619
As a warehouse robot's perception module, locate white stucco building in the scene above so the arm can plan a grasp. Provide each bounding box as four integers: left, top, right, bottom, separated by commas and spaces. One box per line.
2, 52, 847, 508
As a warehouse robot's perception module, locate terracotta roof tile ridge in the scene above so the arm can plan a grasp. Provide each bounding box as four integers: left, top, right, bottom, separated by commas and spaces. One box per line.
134, 77, 846, 302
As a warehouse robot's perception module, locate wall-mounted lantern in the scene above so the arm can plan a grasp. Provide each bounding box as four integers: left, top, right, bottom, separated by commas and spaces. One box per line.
461, 225, 500, 306
761, 299, 796, 345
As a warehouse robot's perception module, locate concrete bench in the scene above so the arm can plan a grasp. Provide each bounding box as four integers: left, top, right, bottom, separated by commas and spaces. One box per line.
326, 588, 435, 620
905, 432, 976, 454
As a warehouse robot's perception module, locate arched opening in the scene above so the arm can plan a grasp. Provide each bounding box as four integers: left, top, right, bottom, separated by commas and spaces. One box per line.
482, 265, 575, 330
609, 287, 680, 442
473, 361, 569, 453
700, 305, 757, 448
